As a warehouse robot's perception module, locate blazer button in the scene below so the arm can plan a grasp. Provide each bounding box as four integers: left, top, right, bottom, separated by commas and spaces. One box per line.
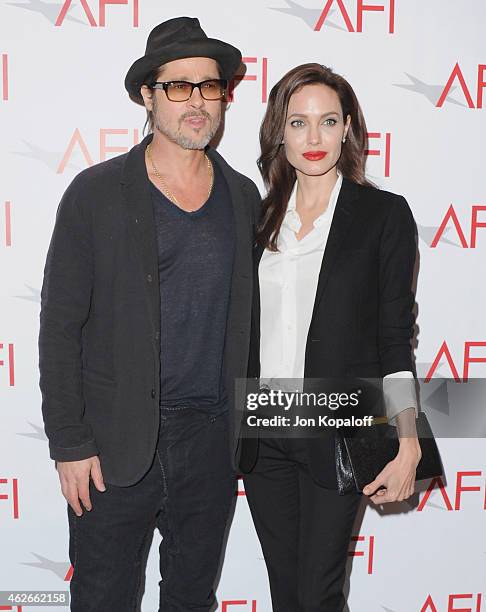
154, 331, 160, 341
147, 274, 153, 283
151, 388, 156, 399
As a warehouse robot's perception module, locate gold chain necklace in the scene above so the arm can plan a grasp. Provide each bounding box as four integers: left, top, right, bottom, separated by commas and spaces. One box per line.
146, 143, 213, 209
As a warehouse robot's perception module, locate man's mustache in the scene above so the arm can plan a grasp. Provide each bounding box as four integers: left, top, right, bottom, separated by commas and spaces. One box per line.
179, 111, 212, 122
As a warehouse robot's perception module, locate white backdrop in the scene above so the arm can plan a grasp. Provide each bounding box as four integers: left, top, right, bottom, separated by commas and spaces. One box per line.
1, 1, 485, 610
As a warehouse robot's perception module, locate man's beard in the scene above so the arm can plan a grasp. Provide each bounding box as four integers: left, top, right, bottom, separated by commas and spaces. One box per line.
153, 104, 220, 150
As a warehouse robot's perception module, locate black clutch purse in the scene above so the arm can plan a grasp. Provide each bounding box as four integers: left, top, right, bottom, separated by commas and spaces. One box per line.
335, 411, 444, 495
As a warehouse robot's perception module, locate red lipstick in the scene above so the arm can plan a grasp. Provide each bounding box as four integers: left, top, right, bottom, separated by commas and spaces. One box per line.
303, 151, 327, 161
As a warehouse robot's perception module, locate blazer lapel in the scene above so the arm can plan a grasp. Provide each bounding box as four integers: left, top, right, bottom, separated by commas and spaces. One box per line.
206, 148, 253, 285
205, 148, 255, 408
120, 133, 161, 334
252, 243, 265, 340
309, 178, 361, 320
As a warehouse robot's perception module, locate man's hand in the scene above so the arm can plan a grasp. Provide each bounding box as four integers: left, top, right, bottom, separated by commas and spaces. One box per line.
56, 456, 106, 516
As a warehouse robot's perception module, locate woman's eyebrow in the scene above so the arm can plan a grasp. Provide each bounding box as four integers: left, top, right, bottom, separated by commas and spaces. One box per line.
287, 111, 341, 118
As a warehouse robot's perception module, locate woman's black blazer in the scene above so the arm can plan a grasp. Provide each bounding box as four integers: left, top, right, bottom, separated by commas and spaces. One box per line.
239, 177, 418, 488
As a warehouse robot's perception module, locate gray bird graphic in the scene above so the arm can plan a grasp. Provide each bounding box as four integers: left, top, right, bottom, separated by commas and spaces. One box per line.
6, 0, 88, 25
394, 73, 465, 107
22, 553, 71, 581
13, 140, 82, 172
269, 0, 345, 31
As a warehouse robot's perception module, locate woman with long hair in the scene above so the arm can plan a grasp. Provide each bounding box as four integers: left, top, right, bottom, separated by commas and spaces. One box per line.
239, 63, 422, 611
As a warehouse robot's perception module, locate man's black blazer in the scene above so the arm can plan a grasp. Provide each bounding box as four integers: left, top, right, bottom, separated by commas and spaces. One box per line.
239, 177, 418, 487
39, 133, 260, 486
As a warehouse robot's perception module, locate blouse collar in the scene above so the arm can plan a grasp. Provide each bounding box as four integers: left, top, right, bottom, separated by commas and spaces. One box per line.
284, 169, 343, 234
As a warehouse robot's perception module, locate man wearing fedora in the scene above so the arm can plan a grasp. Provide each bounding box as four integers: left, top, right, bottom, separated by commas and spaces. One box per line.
39, 16, 260, 611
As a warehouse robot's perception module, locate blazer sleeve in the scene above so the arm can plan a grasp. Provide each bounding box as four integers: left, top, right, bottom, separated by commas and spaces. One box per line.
378, 195, 417, 379
38, 174, 99, 462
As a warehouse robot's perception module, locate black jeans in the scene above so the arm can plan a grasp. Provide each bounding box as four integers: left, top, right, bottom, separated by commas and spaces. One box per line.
68, 408, 236, 611
243, 436, 362, 612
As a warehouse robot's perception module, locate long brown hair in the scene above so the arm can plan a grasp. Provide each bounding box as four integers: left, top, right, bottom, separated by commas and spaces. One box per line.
257, 63, 375, 250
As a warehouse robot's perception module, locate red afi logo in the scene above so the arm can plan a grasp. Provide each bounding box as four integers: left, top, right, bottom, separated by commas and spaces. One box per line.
420, 592, 482, 612
0, 478, 20, 519
1, 54, 8, 101
431, 205, 486, 248
418, 472, 486, 511
55, 0, 139, 27
426, 341, 486, 382
57, 129, 141, 173
315, 0, 395, 33
0, 343, 15, 386
3, 202, 12, 247
437, 63, 486, 109
349, 534, 375, 574
365, 132, 392, 177
229, 57, 269, 104
221, 602, 257, 611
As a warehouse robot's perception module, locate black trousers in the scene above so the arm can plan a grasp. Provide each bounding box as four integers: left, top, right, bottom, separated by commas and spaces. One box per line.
67, 408, 236, 611
243, 436, 362, 612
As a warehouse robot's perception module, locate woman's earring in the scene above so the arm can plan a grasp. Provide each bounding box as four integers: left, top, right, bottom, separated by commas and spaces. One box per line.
342, 136, 346, 143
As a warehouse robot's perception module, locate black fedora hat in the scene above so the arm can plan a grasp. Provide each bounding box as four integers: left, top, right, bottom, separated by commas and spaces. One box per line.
125, 16, 242, 105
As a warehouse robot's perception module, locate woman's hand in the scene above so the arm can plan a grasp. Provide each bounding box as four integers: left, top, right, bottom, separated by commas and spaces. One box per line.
362, 439, 422, 504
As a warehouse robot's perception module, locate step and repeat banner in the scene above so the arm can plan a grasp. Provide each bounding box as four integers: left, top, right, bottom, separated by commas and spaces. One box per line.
1, 1, 485, 610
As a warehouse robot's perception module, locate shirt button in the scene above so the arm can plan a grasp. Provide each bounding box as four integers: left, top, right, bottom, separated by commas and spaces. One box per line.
147, 274, 153, 283
151, 388, 156, 399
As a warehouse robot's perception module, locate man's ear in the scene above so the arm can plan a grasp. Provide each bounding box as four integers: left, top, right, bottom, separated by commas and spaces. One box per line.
140, 84, 153, 110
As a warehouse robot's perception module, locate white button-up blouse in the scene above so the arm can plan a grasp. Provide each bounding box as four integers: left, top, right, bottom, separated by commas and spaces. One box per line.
259, 171, 418, 423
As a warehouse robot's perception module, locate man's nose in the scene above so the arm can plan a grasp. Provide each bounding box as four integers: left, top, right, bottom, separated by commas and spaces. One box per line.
188, 86, 205, 109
